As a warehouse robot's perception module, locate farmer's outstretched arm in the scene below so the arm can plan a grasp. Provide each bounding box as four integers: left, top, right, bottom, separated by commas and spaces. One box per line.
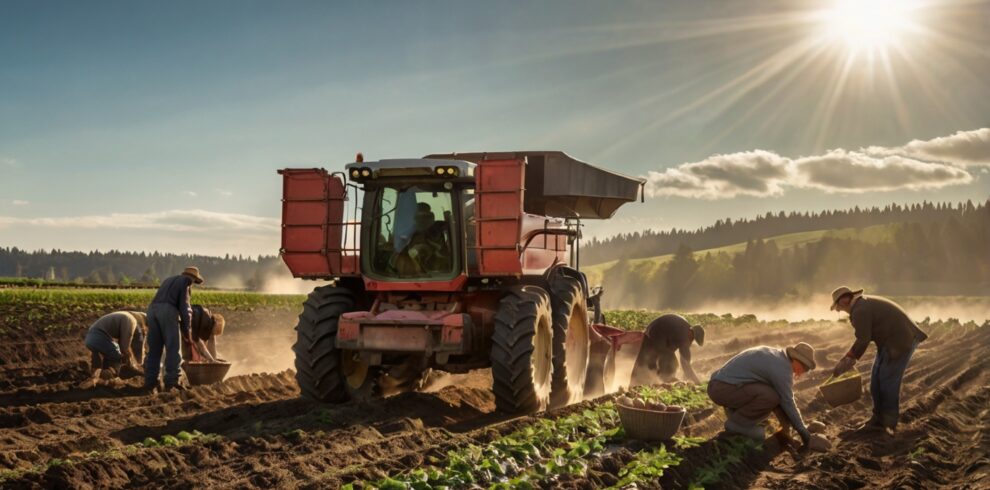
679, 346, 700, 383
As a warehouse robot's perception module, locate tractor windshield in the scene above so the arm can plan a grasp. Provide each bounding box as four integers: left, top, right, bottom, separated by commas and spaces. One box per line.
367, 185, 457, 280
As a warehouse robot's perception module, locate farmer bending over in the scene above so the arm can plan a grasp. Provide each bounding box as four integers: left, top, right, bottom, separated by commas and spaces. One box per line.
180, 305, 225, 363
81, 311, 147, 388
630, 314, 704, 385
829, 286, 928, 432
144, 266, 204, 392
708, 342, 829, 452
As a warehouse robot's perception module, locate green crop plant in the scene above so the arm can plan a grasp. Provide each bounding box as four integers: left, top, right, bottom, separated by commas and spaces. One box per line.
687, 436, 760, 489
347, 404, 625, 489
635, 383, 712, 410
610, 444, 682, 489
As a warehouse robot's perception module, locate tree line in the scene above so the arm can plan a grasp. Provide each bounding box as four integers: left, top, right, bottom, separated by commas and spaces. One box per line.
582, 200, 987, 266
0, 248, 287, 291
600, 201, 990, 309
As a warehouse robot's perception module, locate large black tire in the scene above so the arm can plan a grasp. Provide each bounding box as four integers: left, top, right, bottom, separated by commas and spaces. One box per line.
491, 286, 554, 413
293, 285, 358, 402
548, 271, 590, 408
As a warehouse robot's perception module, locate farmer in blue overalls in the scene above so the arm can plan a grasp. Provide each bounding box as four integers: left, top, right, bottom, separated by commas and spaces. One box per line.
830, 286, 928, 432
143, 266, 204, 393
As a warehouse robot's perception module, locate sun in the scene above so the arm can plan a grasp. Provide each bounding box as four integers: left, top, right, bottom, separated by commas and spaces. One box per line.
821, 0, 918, 54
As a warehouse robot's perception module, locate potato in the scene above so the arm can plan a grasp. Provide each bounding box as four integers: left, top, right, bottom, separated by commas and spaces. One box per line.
808, 434, 831, 452
666, 405, 684, 412
632, 398, 646, 409
648, 402, 667, 411
808, 421, 827, 434
617, 396, 633, 407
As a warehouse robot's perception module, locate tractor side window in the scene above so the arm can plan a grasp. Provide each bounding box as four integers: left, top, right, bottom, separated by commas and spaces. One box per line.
369, 185, 457, 280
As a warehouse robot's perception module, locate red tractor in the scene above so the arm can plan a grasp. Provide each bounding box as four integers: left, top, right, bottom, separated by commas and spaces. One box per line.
278, 151, 642, 412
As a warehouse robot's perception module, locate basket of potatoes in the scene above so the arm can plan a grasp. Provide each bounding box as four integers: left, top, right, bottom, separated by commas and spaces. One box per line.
616, 393, 685, 441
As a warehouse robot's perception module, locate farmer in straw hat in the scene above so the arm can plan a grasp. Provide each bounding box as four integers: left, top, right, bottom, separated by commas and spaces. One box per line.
829, 286, 928, 431
180, 304, 226, 363
630, 314, 705, 385
143, 266, 204, 393
79, 311, 147, 388
707, 342, 830, 452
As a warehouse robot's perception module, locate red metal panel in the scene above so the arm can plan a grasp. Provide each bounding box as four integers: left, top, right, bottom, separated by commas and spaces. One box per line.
475, 158, 524, 275
279, 168, 359, 278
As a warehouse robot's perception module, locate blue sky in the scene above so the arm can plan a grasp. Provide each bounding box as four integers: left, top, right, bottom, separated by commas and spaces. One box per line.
1, 0, 988, 256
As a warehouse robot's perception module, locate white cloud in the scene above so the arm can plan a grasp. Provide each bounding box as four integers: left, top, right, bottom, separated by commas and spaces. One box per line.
11, 200, 30, 206
645, 128, 983, 199
0, 209, 279, 233
183, 191, 198, 197
794, 151, 972, 193
871, 128, 990, 167
0, 156, 19, 167
645, 150, 792, 199
216, 189, 234, 197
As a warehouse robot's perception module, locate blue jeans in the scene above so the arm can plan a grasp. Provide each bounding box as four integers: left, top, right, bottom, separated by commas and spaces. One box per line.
85, 328, 121, 368
144, 303, 183, 387
870, 341, 918, 426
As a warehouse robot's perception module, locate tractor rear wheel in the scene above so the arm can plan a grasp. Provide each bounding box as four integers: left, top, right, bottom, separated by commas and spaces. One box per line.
549, 273, 590, 408
491, 286, 554, 413
293, 285, 357, 402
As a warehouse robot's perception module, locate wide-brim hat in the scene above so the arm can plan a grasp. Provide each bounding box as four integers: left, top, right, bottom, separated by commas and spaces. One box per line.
830, 286, 863, 310
786, 342, 816, 370
182, 266, 205, 284
691, 325, 706, 346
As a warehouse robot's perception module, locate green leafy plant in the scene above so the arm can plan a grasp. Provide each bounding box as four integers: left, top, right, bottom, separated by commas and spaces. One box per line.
687, 436, 760, 489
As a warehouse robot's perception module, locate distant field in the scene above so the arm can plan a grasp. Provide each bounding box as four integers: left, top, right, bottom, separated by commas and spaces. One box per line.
0, 287, 306, 310
582, 224, 897, 286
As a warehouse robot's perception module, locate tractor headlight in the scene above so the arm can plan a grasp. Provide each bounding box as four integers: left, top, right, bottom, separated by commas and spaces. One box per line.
361, 169, 371, 177
350, 169, 360, 179
436, 167, 446, 175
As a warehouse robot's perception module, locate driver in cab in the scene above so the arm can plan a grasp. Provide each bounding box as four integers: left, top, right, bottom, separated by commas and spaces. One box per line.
396, 203, 450, 275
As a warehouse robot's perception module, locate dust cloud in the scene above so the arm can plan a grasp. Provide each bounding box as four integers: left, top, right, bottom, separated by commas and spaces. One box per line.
616, 295, 989, 324
219, 330, 297, 377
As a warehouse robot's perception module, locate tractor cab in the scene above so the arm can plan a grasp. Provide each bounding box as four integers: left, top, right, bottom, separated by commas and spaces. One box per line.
345, 159, 474, 283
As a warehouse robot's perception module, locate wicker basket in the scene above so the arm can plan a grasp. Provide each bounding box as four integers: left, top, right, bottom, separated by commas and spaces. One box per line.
181, 361, 231, 386
617, 404, 685, 441
819, 372, 863, 407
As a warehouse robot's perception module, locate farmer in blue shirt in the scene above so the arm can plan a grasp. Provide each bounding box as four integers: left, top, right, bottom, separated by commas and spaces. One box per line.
143, 266, 204, 392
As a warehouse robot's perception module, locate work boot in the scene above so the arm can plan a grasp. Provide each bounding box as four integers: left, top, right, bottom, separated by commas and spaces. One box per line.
164, 383, 188, 393
138, 381, 161, 395
856, 414, 884, 432
880, 412, 899, 431
724, 412, 766, 441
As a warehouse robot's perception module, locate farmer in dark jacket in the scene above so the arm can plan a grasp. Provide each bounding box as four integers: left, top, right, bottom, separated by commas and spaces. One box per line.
830, 286, 928, 431
143, 266, 204, 392
630, 314, 705, 385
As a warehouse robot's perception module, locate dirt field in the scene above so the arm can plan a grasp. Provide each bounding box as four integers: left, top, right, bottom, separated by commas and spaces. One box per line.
1, 303, 988, 489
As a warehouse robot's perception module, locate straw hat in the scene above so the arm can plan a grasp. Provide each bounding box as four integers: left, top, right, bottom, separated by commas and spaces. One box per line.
830, 286, 863, 310
212, 313, 226, 337
786, 342, 817, 370
182, 266, 205, 284
691, 325, 706, 346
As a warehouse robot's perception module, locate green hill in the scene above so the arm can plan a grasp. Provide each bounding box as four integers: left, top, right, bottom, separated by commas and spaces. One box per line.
582, 224, 896, 286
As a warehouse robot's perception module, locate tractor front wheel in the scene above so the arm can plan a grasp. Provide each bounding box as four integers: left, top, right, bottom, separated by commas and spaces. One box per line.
293, 286, 357, 402
491, 286, 554, 413
549, 271, 590, 408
